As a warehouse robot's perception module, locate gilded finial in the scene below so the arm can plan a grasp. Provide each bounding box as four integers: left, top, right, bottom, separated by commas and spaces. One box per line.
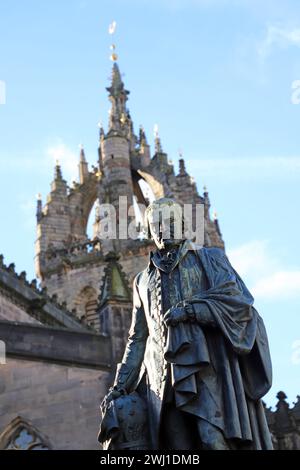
109, 21, 118, 62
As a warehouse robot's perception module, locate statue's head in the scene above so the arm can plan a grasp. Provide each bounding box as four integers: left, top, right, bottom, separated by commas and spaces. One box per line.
144, 198, 186, 250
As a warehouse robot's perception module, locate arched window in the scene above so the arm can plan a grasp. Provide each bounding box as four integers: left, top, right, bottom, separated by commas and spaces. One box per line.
74, 286, 99, 329
0, 417, 52, 450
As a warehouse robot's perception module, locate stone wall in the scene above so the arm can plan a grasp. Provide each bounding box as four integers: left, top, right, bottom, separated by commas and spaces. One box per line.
0, 321, 112, 450
0, 358, 109, 450
0, 294, 40, 324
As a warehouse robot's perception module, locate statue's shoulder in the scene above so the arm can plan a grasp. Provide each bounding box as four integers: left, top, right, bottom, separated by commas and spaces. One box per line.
195, 245, 226, 261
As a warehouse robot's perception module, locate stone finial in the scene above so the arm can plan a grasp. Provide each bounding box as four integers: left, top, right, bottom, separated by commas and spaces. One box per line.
30, 279, 37, 290
36, 194, 43, 222
19, 271, 27, 282
178, 158, 188, 177
98, 122, 105, 141
154, 124, 163, 154
203, 186, 210, 205
8, 263, 16, 274
78, 144, 89, 184
54, 161, 63, 181
79, 144, 86, 162
139, 125, 147, 146
277, 391, 288, 402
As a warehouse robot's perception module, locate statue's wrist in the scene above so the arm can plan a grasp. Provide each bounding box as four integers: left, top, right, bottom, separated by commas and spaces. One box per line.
113, 385, 126, 395
184, 303, 196, 322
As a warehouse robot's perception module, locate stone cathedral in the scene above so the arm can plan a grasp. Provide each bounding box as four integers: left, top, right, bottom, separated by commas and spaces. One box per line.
0, 61, 299, 450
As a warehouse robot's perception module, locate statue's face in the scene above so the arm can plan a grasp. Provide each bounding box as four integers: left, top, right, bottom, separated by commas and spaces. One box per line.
147, 203, 185, 250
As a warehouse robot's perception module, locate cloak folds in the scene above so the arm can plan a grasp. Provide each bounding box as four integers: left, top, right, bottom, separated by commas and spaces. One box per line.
164, 245, 273, 449
112, 243, 273, 450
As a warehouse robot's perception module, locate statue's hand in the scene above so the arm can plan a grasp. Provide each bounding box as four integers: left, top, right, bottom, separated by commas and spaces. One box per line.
101, 386, 124, 412
163, 306, 188, 327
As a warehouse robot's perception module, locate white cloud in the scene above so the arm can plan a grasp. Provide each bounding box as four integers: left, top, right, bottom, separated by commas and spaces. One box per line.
252, 270, 300, 300
258, 25, 300, 60
227, 240, 275, 278
227, 240, 300, 301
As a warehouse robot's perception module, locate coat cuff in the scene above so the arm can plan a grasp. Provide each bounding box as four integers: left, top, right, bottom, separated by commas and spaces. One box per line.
192, 303, 216, 327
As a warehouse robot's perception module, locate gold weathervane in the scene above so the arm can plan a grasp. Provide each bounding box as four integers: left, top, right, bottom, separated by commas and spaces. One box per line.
109, 21, 118, 62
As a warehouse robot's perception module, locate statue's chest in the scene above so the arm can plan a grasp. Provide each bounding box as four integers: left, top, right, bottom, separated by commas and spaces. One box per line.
147, 252, 208, 317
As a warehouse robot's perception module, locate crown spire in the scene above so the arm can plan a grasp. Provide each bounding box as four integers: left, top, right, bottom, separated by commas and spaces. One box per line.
106, 62, 130, 134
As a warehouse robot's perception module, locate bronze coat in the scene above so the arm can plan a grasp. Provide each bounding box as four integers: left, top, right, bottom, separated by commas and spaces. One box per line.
116, 242, 273, 449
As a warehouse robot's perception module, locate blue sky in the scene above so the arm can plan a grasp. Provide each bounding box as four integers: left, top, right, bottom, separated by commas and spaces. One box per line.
0, 0, 300, 407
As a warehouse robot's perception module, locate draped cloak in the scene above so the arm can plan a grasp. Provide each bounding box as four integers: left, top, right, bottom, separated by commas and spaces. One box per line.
115, 242, 273, 450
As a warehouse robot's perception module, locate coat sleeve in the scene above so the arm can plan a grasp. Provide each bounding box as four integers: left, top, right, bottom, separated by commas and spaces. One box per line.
113, 272, 149, 393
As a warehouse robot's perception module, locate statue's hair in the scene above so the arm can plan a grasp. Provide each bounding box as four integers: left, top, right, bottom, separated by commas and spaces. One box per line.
144, 198, 185, 239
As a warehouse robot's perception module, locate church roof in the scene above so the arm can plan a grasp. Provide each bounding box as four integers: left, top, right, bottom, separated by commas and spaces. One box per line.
98, 252, 132, 307
0, 254, 89, 331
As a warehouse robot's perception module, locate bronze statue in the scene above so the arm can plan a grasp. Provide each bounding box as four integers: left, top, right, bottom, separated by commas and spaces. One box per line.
99, 198, 273, 450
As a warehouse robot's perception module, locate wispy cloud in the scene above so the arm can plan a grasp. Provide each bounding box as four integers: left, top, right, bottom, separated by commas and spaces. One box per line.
227, 240, 275, 278
0, 140, 80, 183
258, 24, 300, 61
227, 240, 300, 300
252, 270, 300, 300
